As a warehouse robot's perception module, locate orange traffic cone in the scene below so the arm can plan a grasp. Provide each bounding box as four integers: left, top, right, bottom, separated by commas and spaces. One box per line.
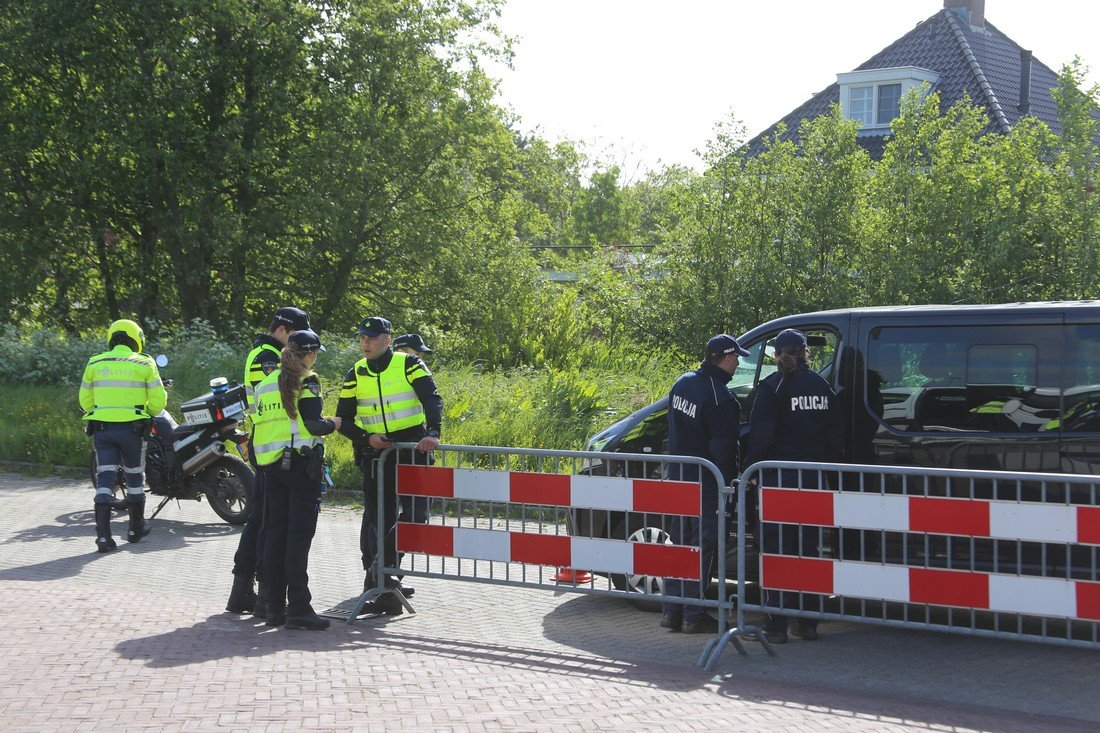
552, 567, 593, 583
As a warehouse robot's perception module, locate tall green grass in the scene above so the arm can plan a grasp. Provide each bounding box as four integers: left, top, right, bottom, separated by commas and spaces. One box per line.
0, 366, 677, 488
0, 326, 687, 488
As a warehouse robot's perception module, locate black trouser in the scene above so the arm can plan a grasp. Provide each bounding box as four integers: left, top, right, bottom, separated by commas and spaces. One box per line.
231, 463, 266, 580
360, 447, 431, 577
661, 477, 719, 623
760, 468, 823, 633
262, 458, 321, 617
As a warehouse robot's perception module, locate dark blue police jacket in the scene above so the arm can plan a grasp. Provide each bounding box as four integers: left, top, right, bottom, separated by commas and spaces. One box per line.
666, 361, 741, 487
744, 364, 843, 467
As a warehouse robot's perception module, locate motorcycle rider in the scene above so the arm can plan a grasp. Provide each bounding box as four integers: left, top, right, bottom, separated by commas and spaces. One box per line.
226, 306, 311, 615
79, 319, 167, 552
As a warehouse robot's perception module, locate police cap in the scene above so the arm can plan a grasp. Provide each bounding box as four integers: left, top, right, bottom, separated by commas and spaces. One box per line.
393, 333, 432, 354
356, 316, 392, 337
774, 328, 808, 353
271, 307, 310, 332
706, 334, 750, 358
288, 329, 326, 353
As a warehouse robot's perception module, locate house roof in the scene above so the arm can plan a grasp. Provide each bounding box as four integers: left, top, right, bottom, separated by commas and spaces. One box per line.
741, 8, 1096, 159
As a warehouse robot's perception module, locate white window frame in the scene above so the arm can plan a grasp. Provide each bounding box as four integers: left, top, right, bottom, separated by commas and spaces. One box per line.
837, 67, 939, 130
849, 85, 874, 127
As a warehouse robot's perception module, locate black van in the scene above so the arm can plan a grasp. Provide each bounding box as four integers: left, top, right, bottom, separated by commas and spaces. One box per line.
585, 301, 1100, 476
576, 302, 1100, 596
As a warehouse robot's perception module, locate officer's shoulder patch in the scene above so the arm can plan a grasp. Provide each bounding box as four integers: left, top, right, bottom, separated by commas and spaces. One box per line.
262, 362, 277, 376
306, 381, 321, 397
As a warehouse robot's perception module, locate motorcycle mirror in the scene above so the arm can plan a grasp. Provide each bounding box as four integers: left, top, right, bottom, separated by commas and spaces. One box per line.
155, 354, 169, 368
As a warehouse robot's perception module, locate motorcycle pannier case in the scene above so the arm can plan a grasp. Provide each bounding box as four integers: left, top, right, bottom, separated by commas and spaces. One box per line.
180, 382, 248, 426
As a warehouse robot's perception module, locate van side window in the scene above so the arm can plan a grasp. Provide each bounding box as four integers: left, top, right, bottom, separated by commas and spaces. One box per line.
1063, 325, 1100, 432
867, 326, 1058, 434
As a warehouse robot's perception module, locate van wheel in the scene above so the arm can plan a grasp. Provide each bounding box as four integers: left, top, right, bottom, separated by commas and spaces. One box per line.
611, 526, 671, 612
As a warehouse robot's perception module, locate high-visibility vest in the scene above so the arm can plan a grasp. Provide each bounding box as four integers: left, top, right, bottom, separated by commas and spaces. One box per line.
78, 345, 167, 422
244, 341, 282, 412
250, 369, 324, 466
347, 352, 427, 434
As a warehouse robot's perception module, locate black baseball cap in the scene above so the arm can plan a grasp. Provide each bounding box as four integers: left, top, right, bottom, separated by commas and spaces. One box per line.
288, 329, 326, 352
393, 333, 432, 353
356, 316, 392, 337
706, 334, 750, 358
774, 328, 808, 352
271, 306, 310, 332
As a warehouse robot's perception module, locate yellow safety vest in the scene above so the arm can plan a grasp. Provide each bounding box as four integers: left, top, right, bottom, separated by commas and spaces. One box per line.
79, 345, 167, 422
250, 369, 324, 466
244, 341, 282, 413
344, 352, 427, 434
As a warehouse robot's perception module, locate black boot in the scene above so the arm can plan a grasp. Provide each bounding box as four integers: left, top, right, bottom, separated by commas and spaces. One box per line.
94, 504, 116, 553
226, 575, 258, 614
126, 495, 151, 543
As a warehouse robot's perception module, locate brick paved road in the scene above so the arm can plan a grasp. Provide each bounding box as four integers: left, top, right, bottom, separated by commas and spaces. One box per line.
1, 472, 1098, 732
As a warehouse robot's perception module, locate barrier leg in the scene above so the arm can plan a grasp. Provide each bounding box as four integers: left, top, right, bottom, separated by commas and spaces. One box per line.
702, 628, 748, 671
345, 588, 382, 624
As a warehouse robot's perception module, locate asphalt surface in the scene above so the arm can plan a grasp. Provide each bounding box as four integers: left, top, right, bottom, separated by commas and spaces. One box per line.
1, 471, 1098, 732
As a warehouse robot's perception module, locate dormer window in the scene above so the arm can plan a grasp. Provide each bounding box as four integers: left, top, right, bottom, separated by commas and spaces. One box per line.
838, 67, 939, 130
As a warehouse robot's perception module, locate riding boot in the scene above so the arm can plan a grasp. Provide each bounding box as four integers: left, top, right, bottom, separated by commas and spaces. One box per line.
94, 503, 116, 553
126, 495, 151, 543
226, 575, 258, 614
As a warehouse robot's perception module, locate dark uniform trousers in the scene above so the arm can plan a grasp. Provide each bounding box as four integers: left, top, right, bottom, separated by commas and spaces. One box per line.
663, 476, 720, 623
360, 446, 431, 577
92, 423, 147, 496
759, 468, 825, 632
231, 448, 266, 579
262, 459, 321, 617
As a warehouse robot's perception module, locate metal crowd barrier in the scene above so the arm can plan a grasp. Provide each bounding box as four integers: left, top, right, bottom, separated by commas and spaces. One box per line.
346, 443, 746, 667
703, 460, 1100, 671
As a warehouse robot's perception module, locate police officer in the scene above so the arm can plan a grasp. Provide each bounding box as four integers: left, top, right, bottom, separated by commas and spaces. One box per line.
660, 334, 748, 634
79, 319, 167, 552
226, 306, 311, 615
392, 333, 433, 360
336, 316, 442, 615
744, 328, 843, 643
252, 329, 341, 630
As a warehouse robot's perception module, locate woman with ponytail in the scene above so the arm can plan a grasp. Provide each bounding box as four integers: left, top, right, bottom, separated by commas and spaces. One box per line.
250, 329, 341, 630
744, 329, 843, 644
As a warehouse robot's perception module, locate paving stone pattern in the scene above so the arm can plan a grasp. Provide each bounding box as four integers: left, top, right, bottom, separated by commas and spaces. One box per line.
1, 472, 1098, 731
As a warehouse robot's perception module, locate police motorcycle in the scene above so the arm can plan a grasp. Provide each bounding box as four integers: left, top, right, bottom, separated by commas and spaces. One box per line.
89, 356, 254, 525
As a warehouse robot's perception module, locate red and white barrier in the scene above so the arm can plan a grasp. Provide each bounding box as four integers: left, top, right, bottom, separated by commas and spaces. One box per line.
761, 555, 1100, 620
395, 464, 704, 580
397, 523, 701, 579
399, 464, 700, 514
761, 487, 1100, 545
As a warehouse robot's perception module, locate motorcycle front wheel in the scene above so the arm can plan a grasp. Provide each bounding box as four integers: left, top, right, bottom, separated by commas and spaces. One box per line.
199, 456, 253, 525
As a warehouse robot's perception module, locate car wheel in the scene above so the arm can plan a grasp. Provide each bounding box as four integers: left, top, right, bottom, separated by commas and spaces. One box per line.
612, 526, 671, 612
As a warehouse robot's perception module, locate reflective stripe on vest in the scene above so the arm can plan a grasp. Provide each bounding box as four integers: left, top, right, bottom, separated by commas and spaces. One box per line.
354, 352, 425, 434
250, 369, 323, 466
80, 347, 161, 422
